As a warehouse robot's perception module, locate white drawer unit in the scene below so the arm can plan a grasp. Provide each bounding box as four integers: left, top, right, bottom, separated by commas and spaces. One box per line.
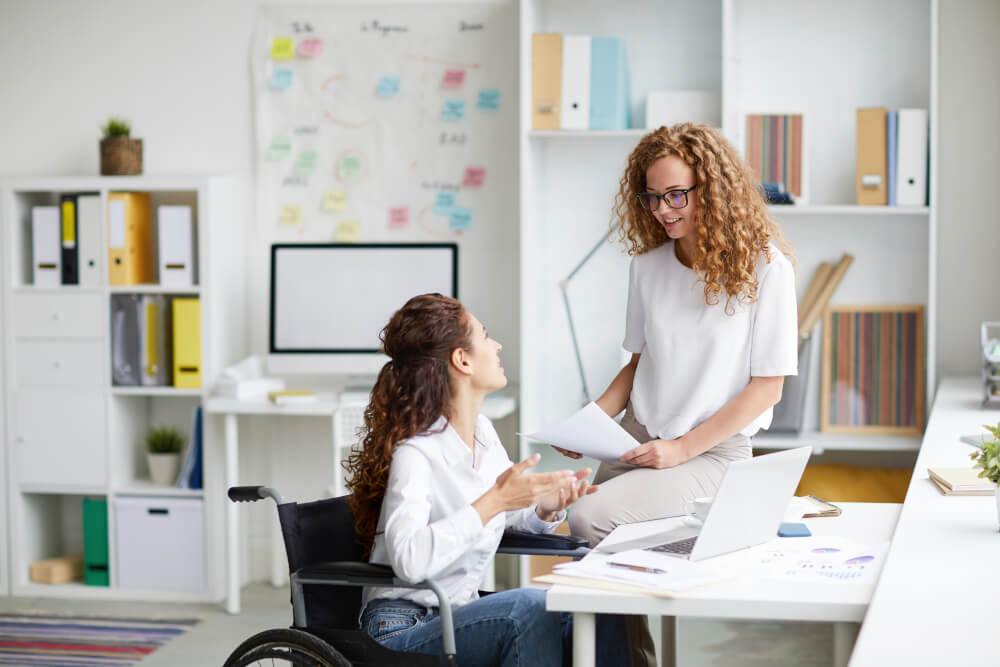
114, 496, 205, 592
13, 389, 107, 487
13, 292, 104, 338
14, 340, 105, 388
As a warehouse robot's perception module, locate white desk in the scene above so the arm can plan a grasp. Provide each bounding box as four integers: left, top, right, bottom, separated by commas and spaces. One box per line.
849, 378, 1000, 666
205, 388, 518, 614
546, 502, 900, 667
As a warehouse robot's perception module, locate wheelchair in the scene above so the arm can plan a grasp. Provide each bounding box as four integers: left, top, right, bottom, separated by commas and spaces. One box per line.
222, 485, 590, 667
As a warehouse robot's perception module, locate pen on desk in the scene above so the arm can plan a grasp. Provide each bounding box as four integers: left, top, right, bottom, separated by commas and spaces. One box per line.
607, 561, 666, 575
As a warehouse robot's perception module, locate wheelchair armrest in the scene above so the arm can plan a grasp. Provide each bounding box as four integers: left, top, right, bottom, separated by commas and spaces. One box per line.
295, 561, 398, 587
497, 529, 590, 557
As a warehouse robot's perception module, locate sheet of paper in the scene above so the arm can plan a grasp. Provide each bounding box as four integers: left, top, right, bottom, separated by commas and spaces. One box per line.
553, 549, 726, 593
757, 537, 889, 585
522, 401, 639, 461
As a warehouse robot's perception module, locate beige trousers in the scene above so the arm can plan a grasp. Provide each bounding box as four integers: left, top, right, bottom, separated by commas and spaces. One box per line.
568, 403, 751, 667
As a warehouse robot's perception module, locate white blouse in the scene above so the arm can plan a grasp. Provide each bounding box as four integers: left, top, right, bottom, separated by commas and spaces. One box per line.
623, 241, 798, 441
363, 414, 563, 609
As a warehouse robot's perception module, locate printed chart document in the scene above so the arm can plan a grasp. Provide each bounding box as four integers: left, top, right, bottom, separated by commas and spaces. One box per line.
521, 401, 639, 460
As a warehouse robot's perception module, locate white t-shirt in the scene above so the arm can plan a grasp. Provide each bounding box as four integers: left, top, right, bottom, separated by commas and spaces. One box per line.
623, 241, 798, 440
363, 414, 563, 609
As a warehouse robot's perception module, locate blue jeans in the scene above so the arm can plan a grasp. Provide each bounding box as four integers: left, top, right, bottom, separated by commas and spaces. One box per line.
360, 589, 628, 667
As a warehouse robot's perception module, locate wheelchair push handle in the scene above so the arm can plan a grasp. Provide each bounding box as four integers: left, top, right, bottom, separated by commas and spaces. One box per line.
228, 486, 284, 504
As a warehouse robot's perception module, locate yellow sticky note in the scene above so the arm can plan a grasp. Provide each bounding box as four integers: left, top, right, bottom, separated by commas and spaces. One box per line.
335, 220, 360, 242
323, 190, 348, 212
270, 37, 295, 60
279, 204, 302, 227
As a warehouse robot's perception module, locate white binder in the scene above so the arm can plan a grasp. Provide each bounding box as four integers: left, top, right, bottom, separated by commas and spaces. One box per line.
560, 35, 591, 130
157, 205, 194, 287
896, 108, 928, 206
139, 295, 169, 386
77, 194, 103, 287
31, 206, 61, 287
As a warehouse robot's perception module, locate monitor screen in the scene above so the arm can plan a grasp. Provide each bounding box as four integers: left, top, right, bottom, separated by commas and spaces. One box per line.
268, 243, 458, 375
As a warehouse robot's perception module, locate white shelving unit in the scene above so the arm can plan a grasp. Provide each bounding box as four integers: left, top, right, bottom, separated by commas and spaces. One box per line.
0, 175, 243, 602
518, 0, 938, 468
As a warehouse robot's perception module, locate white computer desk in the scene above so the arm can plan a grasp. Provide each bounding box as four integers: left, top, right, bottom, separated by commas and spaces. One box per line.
205, 388, 517, 614
849, 378, 1000, 667
545, 502, 900, 667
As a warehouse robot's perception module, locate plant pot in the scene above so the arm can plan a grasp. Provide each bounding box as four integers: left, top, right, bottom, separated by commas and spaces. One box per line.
100, 136, 143, 175
147, 452, 180, 486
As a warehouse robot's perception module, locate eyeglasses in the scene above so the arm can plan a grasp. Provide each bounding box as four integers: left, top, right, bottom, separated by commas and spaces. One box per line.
636, 185, 697, 212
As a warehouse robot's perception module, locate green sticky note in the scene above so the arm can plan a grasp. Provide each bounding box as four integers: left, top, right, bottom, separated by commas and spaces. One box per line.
338, 155, 362, 181
295, 151, 317, 173
266, 137, 291, 160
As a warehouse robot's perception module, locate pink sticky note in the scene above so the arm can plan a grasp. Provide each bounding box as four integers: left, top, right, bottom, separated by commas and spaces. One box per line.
442, 69, 465, 88
388, 206, 410, 228
297, 38, 324, 57
463, 167, 486, 187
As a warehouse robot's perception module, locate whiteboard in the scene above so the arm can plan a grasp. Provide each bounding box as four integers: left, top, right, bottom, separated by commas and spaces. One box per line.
252, 2, 514, 242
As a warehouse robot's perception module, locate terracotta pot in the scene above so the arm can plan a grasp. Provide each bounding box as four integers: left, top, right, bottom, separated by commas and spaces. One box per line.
100, 136, 143, 175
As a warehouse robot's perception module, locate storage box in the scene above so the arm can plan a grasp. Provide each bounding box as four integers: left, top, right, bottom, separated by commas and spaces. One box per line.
114, 496, 205, 592
83, 497, 109, 586
30, 553, 84, 584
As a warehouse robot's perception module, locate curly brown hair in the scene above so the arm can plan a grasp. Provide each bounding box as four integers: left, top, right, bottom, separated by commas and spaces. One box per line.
344, 293, 472, 553
613, 122, 793, 309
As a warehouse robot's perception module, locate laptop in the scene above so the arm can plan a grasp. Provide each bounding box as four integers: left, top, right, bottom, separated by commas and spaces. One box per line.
596, 446, 812, 561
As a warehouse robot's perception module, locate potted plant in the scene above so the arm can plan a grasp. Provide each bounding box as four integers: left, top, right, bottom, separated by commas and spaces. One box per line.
146, 425, 186, 486
969, 421, 1000, 530
100, 117, 143, 175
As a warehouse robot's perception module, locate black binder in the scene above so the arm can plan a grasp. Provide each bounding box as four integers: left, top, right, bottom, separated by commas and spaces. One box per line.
59, 193, 79, 284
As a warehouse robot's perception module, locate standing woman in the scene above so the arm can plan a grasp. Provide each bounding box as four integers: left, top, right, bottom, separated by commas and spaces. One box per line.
563, 123, 798, 665
346, 293, 628, 667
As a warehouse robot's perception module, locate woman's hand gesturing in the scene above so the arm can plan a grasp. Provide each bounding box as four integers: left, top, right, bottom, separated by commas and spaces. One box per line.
535, 467, 599, 521
473, 453, 576, 525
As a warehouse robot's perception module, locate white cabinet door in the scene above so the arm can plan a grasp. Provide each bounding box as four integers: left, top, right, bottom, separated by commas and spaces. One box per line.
13, 389, 107, 487
13, 292, 104, 338
15, 340, 105, 388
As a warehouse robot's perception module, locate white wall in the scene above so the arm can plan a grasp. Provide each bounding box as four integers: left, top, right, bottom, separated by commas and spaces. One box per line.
937, 0, 1000, 378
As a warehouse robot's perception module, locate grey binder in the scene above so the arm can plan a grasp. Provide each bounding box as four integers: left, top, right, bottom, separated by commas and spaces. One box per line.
111, 294, 141, 386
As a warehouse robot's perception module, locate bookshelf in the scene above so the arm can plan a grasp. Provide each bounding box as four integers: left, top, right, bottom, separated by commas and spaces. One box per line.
0, 175, 243, 602
518, 0, 937, 487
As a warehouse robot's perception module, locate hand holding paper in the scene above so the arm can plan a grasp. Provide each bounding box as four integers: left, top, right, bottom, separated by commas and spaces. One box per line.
522, 402, 640, 461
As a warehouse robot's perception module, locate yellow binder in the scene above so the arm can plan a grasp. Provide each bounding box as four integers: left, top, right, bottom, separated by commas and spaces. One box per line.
531, 33, 562, 130
107, 192, 154, 285
172, 297, 201, 388
856, 108, 888, 205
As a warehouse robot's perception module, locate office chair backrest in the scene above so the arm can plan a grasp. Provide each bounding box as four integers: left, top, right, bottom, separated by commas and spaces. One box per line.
277, 495, 366, 629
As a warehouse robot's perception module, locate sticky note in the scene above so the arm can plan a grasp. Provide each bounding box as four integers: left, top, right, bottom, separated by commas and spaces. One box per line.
266, 137, 291, 160
338, 155, 362, 181
270, 69, 294, 89
463, 167, 486, 187
376, 75, 401, 98
388, 206, 410, 228
477, 89, 501, 110
323, 190, 348, 212
442, 69, 465, 88
297, 37, 323, 57
449, 207, 472, 231
270, 37, 295, 60
441, 100, 466, 122
279, 204, 302, 227
295, 151, 317, 173
335, 220, 360, 242
433, 192, 457, 215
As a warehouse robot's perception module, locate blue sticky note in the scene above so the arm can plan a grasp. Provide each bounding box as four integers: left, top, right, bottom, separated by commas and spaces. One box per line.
376, 75, 401, 98
449, 207, 472, 231
477, 89, 501, 110
441, 100, 466, 121
270, 68, 293, 89
433, 192, 456, 215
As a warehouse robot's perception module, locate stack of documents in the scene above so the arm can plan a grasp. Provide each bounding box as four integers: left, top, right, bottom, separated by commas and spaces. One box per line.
927, 467, 996, 496
535, 549, 728, 598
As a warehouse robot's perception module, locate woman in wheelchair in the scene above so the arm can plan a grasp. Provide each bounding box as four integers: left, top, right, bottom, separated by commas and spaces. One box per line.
345, 293, 628, 666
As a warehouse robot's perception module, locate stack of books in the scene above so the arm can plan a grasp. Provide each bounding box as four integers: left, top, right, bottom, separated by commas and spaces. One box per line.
927, 467, 996, 496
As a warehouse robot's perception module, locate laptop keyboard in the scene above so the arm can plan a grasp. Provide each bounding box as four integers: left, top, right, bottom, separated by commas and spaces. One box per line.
648, 536, 698, 555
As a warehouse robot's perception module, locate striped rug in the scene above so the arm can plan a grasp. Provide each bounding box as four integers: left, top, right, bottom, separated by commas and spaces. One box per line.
0, 614, 198, 666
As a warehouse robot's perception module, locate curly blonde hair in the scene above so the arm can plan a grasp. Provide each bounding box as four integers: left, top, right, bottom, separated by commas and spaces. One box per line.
613, 122, 793, 309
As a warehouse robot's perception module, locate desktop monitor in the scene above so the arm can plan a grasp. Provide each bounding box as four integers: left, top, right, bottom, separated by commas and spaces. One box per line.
268, 243, 458, 376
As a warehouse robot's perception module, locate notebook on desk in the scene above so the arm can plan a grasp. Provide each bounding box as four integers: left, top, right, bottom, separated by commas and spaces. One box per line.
596, 446, 812, 561
928, 467, 996, 496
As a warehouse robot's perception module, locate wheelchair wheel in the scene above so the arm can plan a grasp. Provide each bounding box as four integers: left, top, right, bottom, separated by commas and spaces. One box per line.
224, 628, 353, 667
